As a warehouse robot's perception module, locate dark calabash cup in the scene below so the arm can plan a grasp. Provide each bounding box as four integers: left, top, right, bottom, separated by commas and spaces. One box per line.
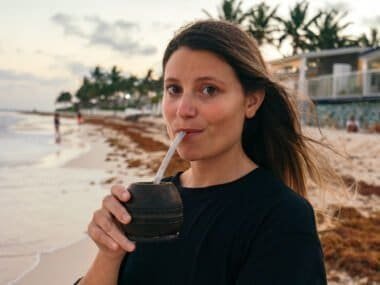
121, 181, 183, 242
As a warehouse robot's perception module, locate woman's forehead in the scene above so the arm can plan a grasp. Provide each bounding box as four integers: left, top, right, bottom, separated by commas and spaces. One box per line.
164, 48, 234, 80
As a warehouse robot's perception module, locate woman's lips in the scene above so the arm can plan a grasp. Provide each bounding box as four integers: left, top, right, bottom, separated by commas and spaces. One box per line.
183, 130, 203, 140
177, 129, 203, 140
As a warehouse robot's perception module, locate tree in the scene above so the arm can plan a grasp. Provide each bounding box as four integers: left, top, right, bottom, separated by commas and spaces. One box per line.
75, 76, 97, 106
276, 0, 322, 55
304, 9, 356, 50
89, 65, 107, 101
246, 2, 279, 46
91, 66, 106, 83
109, 66, 122, 86
106, 66, 123, 100
202, 0, 249, 24
56, 91, 72, 103
359, 27, 380, 47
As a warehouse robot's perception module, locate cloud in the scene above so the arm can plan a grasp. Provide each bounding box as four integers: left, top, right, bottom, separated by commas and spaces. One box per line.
0, 68, 68, 85
33, 49, 90, 77
320, 1, 350, 12
151, 21, 175, 30
329, 2, 350, 12
362, 16, 380, 28
51, 13, 157, 56
65, 61, 90, 77
51, 13, 86, 37
0, 68, 73, 111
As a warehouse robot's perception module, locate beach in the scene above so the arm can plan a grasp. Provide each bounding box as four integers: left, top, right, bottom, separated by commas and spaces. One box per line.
2, 112, 379, 284
0, 112, 158, 285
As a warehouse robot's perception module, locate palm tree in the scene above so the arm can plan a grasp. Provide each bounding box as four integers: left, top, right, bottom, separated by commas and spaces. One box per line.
109, 66, 122, 85
276, 0, 322, 55
202, 0, 249, 24
246, 2, 279, 46
107, 66, 123, 99
56, 91, 72, 103
358, 28, 380, 47
134, 69, 154, 106
88, 66, 106, 102
91, 66, 106, 83
106, 66, 124, 113
75, 76, 97, 107
120, 75, 137, 95
304, 9, 356, 50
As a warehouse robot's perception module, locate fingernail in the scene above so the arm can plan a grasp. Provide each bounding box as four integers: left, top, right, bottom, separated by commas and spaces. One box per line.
123, 214, 131, 223
123, 191, 129, 199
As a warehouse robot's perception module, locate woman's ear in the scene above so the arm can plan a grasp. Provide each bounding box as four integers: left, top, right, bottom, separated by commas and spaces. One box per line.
245, 89, 265, 119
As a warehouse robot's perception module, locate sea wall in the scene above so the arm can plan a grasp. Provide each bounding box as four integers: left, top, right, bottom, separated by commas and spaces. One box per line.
300, 100, 380, 129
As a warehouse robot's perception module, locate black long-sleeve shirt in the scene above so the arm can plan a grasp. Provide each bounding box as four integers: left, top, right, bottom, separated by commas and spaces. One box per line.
118, 167, 327, 284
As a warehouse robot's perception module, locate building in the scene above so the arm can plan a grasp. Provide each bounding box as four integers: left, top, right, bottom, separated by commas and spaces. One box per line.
269, 47, 380, 100
269, 47, 380, 128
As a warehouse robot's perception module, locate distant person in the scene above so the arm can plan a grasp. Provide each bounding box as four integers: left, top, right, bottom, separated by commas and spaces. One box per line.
77, 111, 83, 125
346, 115, 359, 133
54, 112, 61, 143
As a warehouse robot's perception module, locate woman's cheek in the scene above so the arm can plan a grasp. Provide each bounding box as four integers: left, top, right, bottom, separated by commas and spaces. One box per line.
201, 104, 225, 124
162, 100, 175, 139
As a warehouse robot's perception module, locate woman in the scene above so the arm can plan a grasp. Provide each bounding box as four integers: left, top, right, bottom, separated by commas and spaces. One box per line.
76, 20, 330, 284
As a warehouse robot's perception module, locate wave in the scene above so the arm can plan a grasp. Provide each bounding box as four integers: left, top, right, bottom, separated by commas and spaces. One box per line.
6, 234, 89, 285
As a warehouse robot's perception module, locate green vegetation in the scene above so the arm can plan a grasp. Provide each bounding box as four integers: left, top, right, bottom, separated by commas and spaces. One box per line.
57, 66, 163, 111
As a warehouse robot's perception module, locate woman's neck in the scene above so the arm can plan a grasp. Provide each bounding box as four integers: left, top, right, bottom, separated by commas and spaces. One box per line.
180, 144, 258, 188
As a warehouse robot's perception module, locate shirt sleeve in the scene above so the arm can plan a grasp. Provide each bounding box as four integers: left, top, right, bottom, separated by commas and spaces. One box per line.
236, 192, 327, 285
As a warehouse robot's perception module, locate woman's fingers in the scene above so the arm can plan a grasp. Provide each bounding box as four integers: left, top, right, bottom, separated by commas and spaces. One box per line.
102, 194, 131, 225
88, 184, 136, 254
88, 221, 119, 251
111, 184, 131, 202
92, 209, 135, 252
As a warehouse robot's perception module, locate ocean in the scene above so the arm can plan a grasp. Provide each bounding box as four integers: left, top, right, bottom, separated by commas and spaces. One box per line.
0, 112, 109, 284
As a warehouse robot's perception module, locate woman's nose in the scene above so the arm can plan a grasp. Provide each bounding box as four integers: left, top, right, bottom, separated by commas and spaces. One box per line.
176, 94, 197, 118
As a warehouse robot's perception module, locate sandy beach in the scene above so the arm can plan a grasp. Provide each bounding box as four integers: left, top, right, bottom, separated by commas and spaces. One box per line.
8, 113, 380, 285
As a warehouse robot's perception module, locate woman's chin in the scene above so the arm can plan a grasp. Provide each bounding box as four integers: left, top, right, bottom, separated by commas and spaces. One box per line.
177, 149, 202, 162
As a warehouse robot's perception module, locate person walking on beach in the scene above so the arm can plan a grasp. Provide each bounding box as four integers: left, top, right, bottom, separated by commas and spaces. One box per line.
75, 20, 333, 285
54, 112, 61, 144
77, 111, 83, 125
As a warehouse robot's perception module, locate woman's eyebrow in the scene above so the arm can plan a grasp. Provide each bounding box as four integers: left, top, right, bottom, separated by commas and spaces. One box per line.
164, 77, 179, 83
164, 76, 225, 84
195, 76, 225, 85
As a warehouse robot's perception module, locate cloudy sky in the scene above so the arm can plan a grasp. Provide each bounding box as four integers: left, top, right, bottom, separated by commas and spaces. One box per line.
0, 0, 378, 110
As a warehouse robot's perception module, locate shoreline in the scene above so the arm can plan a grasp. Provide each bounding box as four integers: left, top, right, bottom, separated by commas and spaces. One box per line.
8, 235, 90, 285
12, 237, 97, 285
2, 115, 105, 285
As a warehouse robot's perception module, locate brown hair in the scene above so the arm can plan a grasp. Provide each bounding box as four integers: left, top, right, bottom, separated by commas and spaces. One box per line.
162, 20, 344, 199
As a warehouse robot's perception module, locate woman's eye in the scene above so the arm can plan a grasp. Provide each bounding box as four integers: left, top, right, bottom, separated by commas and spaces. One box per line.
166, 85, 181, 96
202, 85, 217, 97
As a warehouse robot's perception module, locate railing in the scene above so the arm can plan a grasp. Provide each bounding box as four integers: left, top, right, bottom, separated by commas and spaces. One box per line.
276, 69, 380, 99
306, 69, 380, 99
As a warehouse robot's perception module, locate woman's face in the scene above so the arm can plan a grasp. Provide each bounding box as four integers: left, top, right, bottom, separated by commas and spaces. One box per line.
162, 47, 258, 162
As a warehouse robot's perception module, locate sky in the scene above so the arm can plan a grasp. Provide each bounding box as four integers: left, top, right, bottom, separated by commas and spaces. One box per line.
0, 0, 379, 111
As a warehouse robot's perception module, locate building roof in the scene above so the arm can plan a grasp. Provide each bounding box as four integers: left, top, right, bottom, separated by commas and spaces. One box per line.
270, 47, 370, 65
360, 47, 380, 58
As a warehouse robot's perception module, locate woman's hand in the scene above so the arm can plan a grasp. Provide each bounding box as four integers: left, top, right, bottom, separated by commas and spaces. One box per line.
88, 184, 136, 259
